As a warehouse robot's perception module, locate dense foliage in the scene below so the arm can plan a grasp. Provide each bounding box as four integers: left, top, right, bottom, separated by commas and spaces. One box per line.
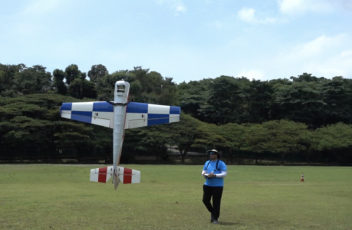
0, 63, 351, 164
178, 74, 352, 127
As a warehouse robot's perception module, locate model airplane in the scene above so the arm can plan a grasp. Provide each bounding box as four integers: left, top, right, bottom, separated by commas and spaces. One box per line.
60, 80, 181, 189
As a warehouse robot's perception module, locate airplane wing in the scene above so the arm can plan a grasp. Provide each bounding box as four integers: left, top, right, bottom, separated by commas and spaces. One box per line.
125, 102, 181, 129
60, 101, 114, 128
60, 101, 181, 129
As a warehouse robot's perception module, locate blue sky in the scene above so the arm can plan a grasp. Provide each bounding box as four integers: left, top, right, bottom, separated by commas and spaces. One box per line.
1, 0, 352, 83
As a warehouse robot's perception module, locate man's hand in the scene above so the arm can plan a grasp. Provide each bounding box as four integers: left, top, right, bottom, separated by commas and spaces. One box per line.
208, 172, 216, 178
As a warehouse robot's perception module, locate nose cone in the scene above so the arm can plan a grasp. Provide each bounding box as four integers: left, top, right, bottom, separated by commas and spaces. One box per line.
114, 80, 130, 103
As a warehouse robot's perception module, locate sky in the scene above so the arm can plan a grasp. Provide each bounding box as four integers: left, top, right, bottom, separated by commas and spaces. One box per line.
1, 0, 352, 83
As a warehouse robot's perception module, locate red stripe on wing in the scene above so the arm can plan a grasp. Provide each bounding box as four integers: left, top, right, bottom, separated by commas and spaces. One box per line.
98, 167, 107, 183
123, 168, 132, 184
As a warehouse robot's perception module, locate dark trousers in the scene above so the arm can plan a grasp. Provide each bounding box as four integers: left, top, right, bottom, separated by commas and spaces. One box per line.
202, 185, 223, 220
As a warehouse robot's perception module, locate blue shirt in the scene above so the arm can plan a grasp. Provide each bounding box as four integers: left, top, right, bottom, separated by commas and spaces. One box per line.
203, 160, 227, 187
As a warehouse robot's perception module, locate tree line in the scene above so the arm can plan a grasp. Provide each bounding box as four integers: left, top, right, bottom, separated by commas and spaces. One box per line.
0, 63, 351, 164
178, 74, 352, 128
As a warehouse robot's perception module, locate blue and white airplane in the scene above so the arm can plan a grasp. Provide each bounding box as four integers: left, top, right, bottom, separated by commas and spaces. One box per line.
60, 80, 181, 190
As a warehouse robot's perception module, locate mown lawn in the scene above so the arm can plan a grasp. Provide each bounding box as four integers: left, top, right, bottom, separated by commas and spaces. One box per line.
0, 164, 351, 230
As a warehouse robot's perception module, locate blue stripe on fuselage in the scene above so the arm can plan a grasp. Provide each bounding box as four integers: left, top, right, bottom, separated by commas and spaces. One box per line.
71, 111, 92, 124
127, 102, 148, 113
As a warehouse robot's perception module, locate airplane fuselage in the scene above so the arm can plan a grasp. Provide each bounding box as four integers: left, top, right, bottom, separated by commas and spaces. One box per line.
112, 81, 130, 189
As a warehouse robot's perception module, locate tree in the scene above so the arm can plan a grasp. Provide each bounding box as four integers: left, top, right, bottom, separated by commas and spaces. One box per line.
68, 79, 97, 99
290, 72, 321, 82
178, 79, 212, 121
247, 80, 273, 122
65, 64, 82, 85
123, 126, 171, 163
53, 69, 67, 95
271, 75, 326, 127
207, 76, 248, 124
53, 121, 95, 162
0, 64, 26, 96
242, 120, 310, 164
0, 93, 112, 162
12, 65, 52, 94
96, 71, 128, 100
88, 64, 108, 82
322, 77, 352, 125
311, 123, 352, 163
261, 120, 310, 162
96, 67, 178, 105
168, 114, 202, 163
215, 123, 246, 163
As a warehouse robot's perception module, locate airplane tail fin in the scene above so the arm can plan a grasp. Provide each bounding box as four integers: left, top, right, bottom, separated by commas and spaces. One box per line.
90, 166, 141, 184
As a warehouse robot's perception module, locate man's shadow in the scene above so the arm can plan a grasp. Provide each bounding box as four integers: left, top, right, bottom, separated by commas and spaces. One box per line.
219, 221, 239, 226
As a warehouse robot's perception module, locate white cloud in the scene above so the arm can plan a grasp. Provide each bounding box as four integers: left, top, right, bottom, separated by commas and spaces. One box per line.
278, 0, 304, 14
10, 0, 65, 37
238, 8, 256, 23
341, 50, 352, 58
155, 0, 187, 15
175, 3, 186, 14
238, 0, 336, 25
312, 49, 352, 77
276, 34, 352, 77
278, 0, 332, 14
22, 0, 63, 15
289, 34, 346, 59
237, 7, 276, 24
237, 70, 265, 80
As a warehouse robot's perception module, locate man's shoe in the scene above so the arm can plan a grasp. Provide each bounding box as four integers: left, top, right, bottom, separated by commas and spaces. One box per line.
210, 213, 215, 223
212, 219, 219, 224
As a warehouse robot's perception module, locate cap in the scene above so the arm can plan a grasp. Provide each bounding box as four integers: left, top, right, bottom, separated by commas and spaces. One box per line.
208, 149, 220, 158
208, 149, 218, 154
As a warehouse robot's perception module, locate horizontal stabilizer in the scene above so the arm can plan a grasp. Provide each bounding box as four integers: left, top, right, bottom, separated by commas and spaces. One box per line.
90, 166, 141, 184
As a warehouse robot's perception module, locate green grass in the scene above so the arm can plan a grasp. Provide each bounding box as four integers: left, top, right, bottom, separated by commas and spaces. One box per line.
0, 165, 351, 230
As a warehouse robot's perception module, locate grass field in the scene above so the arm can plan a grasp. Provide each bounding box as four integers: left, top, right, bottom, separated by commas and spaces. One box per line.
0, 164, 351, 230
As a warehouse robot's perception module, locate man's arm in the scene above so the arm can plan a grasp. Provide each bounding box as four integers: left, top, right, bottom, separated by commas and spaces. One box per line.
202, 170, 209, 177
215, 171, 227, 178
202, 161, 209, 177
215, 161, 227, 178
203, 170, 221, 178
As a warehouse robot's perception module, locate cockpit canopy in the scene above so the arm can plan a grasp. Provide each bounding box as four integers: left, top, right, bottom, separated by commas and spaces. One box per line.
117, 84, 125, 93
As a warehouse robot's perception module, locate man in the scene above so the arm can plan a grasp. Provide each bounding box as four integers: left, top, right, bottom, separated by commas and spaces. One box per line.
202, 149, 227, 224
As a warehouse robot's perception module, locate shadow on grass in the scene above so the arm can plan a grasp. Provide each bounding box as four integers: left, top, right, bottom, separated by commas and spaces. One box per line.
219, 221, 239, 226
